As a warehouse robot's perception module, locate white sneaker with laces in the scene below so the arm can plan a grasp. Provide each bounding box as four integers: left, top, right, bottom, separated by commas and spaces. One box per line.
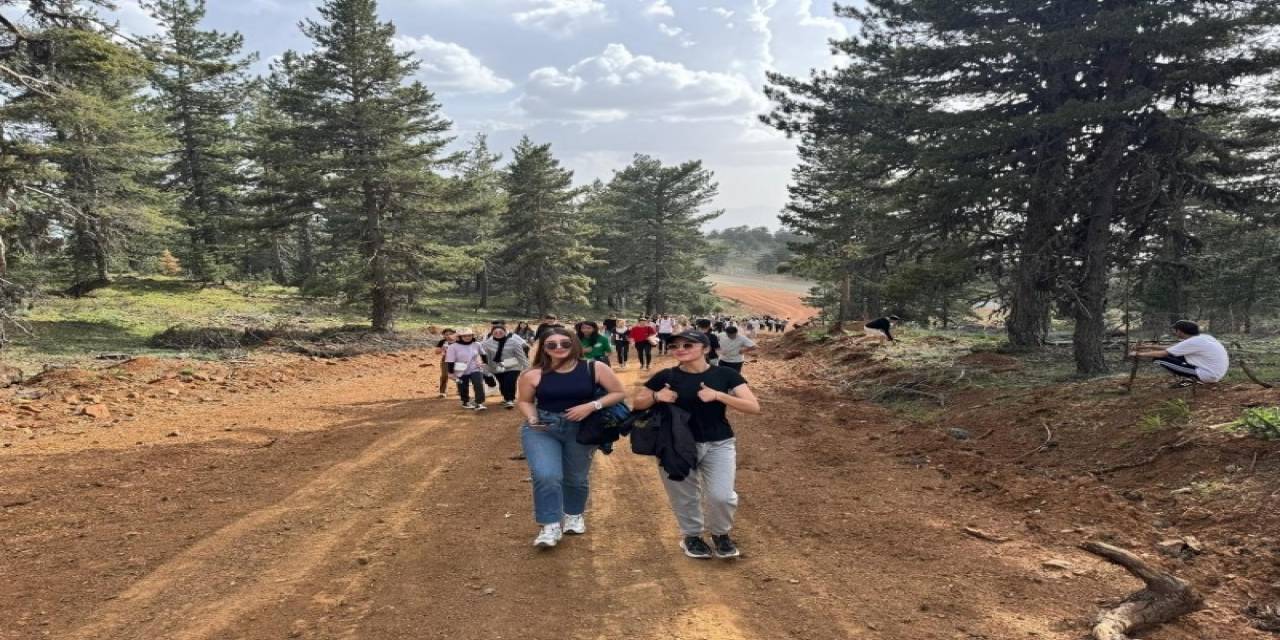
503, 400, 515, 409
438, 393, 447, 399
474, 403, 488, 411
563, 513, 586, 535
533, 523, 563, 547
462, 401, 476, 410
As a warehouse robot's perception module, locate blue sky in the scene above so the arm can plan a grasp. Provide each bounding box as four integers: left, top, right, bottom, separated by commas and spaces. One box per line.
110, 0, 858, 230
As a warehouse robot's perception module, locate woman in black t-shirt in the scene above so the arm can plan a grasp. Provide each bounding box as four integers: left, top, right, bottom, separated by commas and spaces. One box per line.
633, 330, 760, 560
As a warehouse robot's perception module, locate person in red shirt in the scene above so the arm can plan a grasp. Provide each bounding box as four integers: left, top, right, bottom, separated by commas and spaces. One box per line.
628, 317, 658, 371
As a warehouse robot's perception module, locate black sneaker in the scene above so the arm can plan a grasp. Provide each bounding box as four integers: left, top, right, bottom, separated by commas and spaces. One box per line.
711, 534, 741, 559
680, 536, 713, 559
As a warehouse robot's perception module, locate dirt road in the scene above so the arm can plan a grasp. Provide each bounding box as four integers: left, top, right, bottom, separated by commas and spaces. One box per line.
2, 286, 1204, 640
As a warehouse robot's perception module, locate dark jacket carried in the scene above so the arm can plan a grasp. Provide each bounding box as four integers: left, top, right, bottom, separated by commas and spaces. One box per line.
625, 404, 698, 481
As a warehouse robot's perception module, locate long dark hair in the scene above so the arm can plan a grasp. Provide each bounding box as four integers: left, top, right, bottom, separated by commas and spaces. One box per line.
576, 321, 600, 341
532, 328, 585, 372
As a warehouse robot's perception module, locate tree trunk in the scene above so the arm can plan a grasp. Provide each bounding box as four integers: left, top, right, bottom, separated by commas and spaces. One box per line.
1008, 139, 1067, 350
364, 182, 393, 332
1073, 46, 1132, 376
478, 261, 489, 309
296, 215, 315, 286
837, 270, 854, 322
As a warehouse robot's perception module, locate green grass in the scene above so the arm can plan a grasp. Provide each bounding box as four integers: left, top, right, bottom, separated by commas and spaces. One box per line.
1, 276, 510, 370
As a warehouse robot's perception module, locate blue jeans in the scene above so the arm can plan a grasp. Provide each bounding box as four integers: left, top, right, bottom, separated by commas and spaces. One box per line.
521, 409, 597, 525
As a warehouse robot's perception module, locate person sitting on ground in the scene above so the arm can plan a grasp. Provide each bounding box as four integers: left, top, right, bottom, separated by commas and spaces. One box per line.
1131, 320, 1230, 388
481, 324, 529, 409
446, 327, 487, 411
862, 315, 901, 343
632, 329, 761, 560
715, 325, 757, 373
516, 328, 626, 548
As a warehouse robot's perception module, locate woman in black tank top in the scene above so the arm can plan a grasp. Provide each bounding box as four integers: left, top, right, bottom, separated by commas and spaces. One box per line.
515, 328, 626, 549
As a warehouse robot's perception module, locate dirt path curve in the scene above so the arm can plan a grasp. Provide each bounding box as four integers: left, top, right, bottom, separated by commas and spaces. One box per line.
712, 283, 817, 324
3, 295, 1154, 639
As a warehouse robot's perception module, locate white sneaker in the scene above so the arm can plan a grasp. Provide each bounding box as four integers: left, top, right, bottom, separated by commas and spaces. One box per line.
474, 403, 488, 411
563, 513, 586, 535
503, 400, 515, 409
533, 523, 563, 548
462, 401, 476, 410
438, 392, 447, 399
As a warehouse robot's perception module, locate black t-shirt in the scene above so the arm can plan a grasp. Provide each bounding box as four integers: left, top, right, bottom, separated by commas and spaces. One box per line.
866, 317, 894, 339
645, 365, 748, 442
705, 331, 721, 360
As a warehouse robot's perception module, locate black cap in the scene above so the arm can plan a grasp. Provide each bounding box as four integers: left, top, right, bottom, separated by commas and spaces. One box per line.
670, 329, 709, 346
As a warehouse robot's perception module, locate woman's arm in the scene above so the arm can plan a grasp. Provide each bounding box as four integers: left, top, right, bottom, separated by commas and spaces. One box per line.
516, 369, 543, 427
564, 361, 626, 422
698, 382, 761, 415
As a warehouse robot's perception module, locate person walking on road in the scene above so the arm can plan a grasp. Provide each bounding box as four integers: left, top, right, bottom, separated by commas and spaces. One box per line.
715, 325, 757, 373
632, 330, 761, 560
612, 319, 631, 370
481, 324, 529, 409
516, 328, 626, 548
657, 314, 676, 355
435, 328, 457, 399
514, 321, 536, 342
446, 328, 487, 411
1131, 320, 1230, 388
695, 319, 722, 365
576, 321, 613, 365
629, 317, 658, 371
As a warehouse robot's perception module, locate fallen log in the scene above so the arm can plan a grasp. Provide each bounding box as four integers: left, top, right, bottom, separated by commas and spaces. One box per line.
1081, 541, 1203, 640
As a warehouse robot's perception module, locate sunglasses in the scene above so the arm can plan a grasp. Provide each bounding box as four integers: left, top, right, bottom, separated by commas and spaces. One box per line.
543, 340, 573, 350
671, 342, 702, 351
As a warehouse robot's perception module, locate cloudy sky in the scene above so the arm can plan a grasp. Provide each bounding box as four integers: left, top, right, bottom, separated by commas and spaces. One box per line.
110, 0, 858, 230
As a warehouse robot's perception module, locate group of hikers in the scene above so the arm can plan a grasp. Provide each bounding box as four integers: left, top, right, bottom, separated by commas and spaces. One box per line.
435, 313, 769, 558
432, 308, 1230, 560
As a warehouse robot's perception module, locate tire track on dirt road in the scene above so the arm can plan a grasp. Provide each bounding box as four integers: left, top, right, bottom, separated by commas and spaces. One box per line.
62, 400, 460, 640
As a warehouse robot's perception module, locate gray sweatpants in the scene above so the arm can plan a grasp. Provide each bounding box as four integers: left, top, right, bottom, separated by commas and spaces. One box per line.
660, 438, 738, 536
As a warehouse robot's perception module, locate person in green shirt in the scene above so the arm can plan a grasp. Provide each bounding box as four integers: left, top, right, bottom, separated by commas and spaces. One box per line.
576, 321, 613, 364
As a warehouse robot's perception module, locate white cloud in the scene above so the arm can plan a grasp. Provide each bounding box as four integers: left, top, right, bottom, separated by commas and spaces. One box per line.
392, 34, 514, 94
513, 0, 610, 37
704, 6, 736, 19
109, 0, 161, 36
644, 0, 675, 18
658, 23, 683, 37
519, 43, 766, 124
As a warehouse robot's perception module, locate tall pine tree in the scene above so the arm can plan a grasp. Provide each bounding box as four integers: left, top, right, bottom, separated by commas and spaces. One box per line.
289, 0, 453, 331
143, 0, 255, 282
499, 136, 594, 316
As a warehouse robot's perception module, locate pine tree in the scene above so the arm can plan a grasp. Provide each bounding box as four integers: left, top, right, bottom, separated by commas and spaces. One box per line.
2, 26, 168, 293
602, 155, 720, 315
143, 0, 255, 282
242, 52, 326, 287
499, 136, 594, 316
448, 134, 505, 309
289, 0, 454, 331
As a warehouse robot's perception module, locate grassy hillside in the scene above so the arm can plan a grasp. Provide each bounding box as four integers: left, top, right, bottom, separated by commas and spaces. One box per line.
2, 277, 499, 370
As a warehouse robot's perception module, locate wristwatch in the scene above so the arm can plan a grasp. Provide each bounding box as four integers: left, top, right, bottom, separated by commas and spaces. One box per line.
591, 400, 603, 411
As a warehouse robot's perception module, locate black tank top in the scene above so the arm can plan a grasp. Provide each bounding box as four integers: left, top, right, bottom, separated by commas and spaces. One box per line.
534, 361, 594, 413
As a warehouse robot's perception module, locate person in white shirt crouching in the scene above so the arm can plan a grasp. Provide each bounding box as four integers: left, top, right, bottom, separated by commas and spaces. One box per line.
1131, 320, 1230, 388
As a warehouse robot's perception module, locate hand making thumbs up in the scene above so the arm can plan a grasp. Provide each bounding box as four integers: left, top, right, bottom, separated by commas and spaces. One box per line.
698, 382, 721, 403
654, 383, 678, 404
